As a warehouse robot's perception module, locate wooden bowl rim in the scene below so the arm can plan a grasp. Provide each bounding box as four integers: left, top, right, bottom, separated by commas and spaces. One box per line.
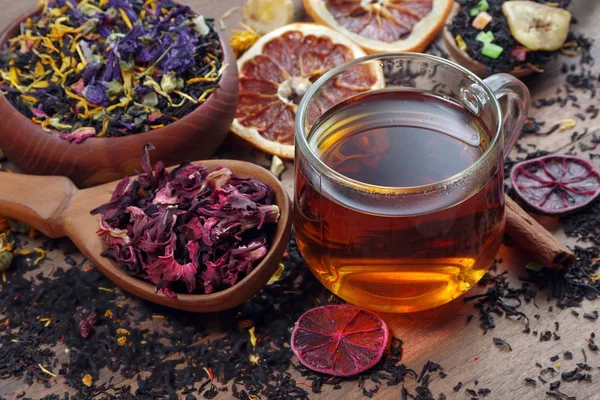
0, 5, 234, 148
91, 159, 293, 312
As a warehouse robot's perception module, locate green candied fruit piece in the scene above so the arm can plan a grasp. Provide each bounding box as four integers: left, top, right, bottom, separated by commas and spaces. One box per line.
482, 43, 504, 59
476, 31, 495, 43
470, 0, 489, 16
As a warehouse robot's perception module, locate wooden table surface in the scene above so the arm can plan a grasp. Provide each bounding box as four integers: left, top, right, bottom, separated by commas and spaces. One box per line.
1, 0, 600, 399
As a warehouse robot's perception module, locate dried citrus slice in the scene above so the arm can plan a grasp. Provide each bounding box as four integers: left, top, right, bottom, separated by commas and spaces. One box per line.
291, 305, 389, 376
304, 0, 453, 54
511, 155, 600, 215
231, 23, 383, 159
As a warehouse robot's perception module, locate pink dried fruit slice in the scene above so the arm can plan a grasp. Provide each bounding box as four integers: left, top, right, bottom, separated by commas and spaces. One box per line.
291, 305, 389, 376
510, 155, 600, 215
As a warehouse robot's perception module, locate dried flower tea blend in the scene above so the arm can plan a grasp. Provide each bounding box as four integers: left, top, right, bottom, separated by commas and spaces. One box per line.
0, 0, 224, 142
448, 0, 574, 73
511, 155, 600, 215
90, 144, 280, 296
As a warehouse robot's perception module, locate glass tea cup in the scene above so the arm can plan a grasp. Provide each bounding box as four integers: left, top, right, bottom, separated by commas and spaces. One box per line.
294, 53, 530, 313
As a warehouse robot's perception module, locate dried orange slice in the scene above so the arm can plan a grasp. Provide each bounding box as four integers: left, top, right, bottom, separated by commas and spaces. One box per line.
231, 23, 383, 159
304, 0, 453, 54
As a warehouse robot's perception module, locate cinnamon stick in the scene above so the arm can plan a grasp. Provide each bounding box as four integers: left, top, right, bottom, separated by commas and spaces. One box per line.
504, 194, 575, 269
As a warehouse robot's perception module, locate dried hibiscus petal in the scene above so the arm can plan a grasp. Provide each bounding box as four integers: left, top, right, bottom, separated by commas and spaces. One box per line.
90, 144, 280, 296
510, 155, 600, 215
79, 312, 98, 339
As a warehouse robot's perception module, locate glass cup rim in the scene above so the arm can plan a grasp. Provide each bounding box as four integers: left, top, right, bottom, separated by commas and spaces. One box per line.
295, 52, 503, 195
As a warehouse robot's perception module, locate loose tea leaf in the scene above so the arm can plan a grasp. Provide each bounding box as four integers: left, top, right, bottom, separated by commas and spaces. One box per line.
493, 337, 512, 351
511, 155, 600, 215
0, 0, 224, 141
90, 144, 280, 296
561, 198, 600, 244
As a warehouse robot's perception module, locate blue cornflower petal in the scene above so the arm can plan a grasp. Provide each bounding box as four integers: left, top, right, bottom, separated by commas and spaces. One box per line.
84, 83, 109, 105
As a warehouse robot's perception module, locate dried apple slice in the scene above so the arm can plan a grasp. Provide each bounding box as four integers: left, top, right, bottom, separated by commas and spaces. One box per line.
502, 1, 571, 51
242, 0, 295, 33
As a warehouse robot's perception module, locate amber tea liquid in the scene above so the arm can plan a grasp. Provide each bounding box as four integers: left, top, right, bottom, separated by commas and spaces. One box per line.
294, 90, 505, 312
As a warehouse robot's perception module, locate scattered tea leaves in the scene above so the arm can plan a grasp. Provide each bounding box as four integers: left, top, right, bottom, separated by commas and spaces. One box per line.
583, 311, 599, 320
493, 337, 512, 351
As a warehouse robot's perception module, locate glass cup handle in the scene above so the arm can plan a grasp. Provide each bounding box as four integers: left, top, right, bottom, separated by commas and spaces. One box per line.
483, 73, 531, 158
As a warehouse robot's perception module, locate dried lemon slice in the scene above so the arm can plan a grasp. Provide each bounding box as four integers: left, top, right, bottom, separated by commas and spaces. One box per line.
502, 1, 571, 51
242, 0, 295, 33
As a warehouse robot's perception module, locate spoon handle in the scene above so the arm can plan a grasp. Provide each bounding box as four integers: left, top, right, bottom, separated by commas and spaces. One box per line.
0, 172, 75, 238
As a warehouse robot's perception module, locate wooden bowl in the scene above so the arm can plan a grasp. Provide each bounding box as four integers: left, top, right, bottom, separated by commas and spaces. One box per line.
442, 5, 536, 79
0, 7, 239, 189
0, 160, 292, 312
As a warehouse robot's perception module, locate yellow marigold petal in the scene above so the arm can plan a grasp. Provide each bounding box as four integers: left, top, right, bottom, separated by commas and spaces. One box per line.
31, 80, 50, 89
249, 353, 260, 365
19, 95, 38, 103
173, 90, 197, 104
249, 327, 257, 348
456, 35, 467, 51
230, 26, 262, 57
116, 328, 130, 336
9, 67, 19, 84
38, 364, 57, 377
267, 262, 284, 285
82, 374, 93, 387
119, 9, 133, 30
35, 62, 45, 76
99, 118, 110, 137
33, 248, 45, 264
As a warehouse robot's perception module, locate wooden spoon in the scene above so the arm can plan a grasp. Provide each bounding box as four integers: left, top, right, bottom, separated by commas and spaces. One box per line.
0, 160, 292, 312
